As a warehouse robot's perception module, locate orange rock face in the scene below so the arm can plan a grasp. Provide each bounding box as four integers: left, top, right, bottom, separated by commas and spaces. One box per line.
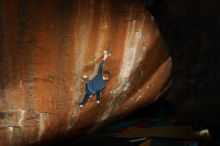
0, 0, 171, 145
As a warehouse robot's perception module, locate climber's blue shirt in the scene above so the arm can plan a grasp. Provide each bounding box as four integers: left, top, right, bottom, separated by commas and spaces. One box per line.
87, 60, 106, 94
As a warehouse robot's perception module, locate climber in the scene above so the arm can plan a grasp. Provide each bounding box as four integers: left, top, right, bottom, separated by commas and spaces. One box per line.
79, 50, 111, 108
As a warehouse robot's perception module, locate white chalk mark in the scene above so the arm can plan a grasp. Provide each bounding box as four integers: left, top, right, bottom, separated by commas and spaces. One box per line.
135, 95, 142, 102
38, 113, 47, 141
7, 126, 13, 144
119, 15, 143, 81
18, 109, 26, 127
123, 82, 130, 91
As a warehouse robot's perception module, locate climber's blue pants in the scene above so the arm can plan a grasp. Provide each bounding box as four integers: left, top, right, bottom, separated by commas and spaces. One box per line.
80, 85, 101, 105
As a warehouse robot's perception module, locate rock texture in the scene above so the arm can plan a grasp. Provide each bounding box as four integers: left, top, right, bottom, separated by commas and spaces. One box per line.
145, 0, 220, 126
0, 0, 171, 145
